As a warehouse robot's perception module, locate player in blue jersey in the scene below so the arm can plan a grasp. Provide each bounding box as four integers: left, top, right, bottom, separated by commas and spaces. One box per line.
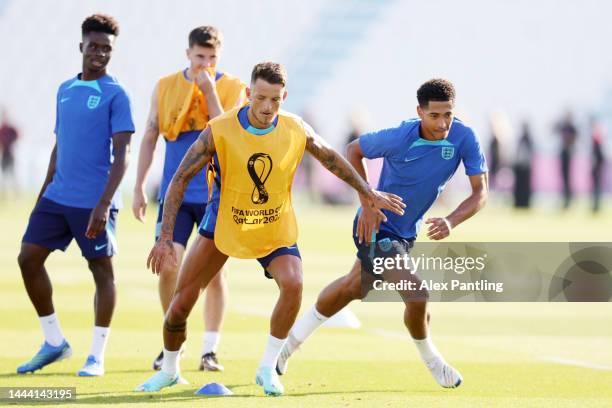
16, 14, 135, 377
277, 79, 488, 389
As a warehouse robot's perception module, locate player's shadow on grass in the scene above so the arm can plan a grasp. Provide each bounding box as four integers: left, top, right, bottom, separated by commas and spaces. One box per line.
73, 387, 406, 404
74, 388, 244, 404
0, 369, 152, 378
0, 372, 75, 378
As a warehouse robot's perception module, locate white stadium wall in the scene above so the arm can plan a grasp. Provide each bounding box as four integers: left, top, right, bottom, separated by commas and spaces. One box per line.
1, 0, 611, 195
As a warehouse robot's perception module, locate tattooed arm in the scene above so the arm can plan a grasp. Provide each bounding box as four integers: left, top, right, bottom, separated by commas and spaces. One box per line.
147, 127, 216, 274
304, 126, 405, 242
161, 127, 215, 238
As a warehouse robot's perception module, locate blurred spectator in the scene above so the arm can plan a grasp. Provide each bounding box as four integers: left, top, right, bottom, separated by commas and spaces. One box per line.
513, 122, 534, 208
345, 124, 360, 146
322, 109, 368, 205
488, 129, 500, 188
555, 111, 578, 209
590, 117, 605, 213
0, 107, 20, 195
299, 108, 320, 203
486, 111, 511, 191
345, 108, 368, 146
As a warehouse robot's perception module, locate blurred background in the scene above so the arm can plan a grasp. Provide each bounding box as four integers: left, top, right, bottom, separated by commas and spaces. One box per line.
1, 3, 611, 405
0, 0, 610, 213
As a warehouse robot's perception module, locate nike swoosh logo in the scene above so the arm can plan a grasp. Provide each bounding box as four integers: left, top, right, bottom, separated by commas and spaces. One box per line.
60, 97, 70, 103
286, 245, 297, 250
95, 244, 107, 251
404, 157, 419, 162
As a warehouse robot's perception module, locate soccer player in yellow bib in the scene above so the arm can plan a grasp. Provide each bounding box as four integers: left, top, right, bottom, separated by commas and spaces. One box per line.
136, 62, 405, 395
133, 26, 245, 372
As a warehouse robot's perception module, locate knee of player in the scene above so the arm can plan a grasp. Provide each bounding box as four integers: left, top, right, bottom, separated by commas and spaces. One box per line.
167, 300, 190, 321
159, 265, 179, 285
405, 300, 427, 317
17, 250, 41, 273
278, 269, 303, 295
17, 251, 31, 270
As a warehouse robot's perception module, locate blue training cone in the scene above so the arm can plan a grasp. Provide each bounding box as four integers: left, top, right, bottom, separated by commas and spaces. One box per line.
195, 382, 233, 396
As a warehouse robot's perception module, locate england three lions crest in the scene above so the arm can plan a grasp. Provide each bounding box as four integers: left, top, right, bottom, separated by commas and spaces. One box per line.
87, 95, 101, 109
441, 146, 455, 160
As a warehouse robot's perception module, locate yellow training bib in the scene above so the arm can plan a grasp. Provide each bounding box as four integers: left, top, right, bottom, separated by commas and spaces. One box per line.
210, 108, 307, 258
158, 71, 246, 141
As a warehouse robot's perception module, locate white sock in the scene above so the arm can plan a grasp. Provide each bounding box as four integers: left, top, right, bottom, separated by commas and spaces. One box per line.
89, 326, 110, 361
259, 334, 286, 369
202, 331, 220, 355
291, 305, 329, 343
39, 313, 65, 347
161, 348, 181, 377
413, 336, 442, 362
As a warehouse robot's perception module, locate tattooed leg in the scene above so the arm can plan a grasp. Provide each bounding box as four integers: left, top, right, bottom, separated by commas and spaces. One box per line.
162, 235, 228, 351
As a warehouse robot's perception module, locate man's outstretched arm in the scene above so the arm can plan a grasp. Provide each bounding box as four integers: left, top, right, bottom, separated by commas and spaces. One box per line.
346, 139, 388, 242
304, 127, 405, 242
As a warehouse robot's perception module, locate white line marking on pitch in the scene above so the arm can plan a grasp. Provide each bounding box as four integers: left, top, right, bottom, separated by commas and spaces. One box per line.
542, 357, 612, 371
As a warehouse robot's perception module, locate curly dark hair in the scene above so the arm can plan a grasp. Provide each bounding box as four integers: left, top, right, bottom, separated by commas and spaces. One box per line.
188, 26, 222, 49
82, 14, 120, 36
250, 62, 287, 86
417, 78, 456, 107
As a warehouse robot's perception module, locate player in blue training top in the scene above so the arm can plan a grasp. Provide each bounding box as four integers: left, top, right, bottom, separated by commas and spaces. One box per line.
277, 79, 488, 389
16, 14, 135, 377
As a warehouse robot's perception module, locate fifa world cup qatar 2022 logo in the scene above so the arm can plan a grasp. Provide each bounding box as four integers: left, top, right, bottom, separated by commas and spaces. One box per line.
247, 153, 273, 204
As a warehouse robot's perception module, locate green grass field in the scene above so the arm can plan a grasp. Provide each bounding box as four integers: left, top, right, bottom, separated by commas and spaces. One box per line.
1, 196, 612, 407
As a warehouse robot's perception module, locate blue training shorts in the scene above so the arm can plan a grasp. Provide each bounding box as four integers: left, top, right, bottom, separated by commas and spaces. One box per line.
352, 214, 415, 276
22, 197, 118, 260
156, 201, 207, 247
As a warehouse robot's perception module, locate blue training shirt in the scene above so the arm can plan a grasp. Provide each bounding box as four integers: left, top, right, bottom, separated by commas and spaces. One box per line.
159, 130, 208, 204
359, 118, 487, 239
44, 74, 135, 209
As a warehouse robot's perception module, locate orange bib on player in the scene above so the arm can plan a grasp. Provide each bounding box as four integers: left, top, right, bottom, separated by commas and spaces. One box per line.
158, 70, 245, 141
210, 108, 307, 258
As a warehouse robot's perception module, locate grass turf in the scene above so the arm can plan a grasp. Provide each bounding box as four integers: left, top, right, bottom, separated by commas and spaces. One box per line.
1, 196, 611, 407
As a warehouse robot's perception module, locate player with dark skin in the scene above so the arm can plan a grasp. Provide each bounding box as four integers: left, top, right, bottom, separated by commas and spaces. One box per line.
277, 79, 488, 390
18, 25, 131, 332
